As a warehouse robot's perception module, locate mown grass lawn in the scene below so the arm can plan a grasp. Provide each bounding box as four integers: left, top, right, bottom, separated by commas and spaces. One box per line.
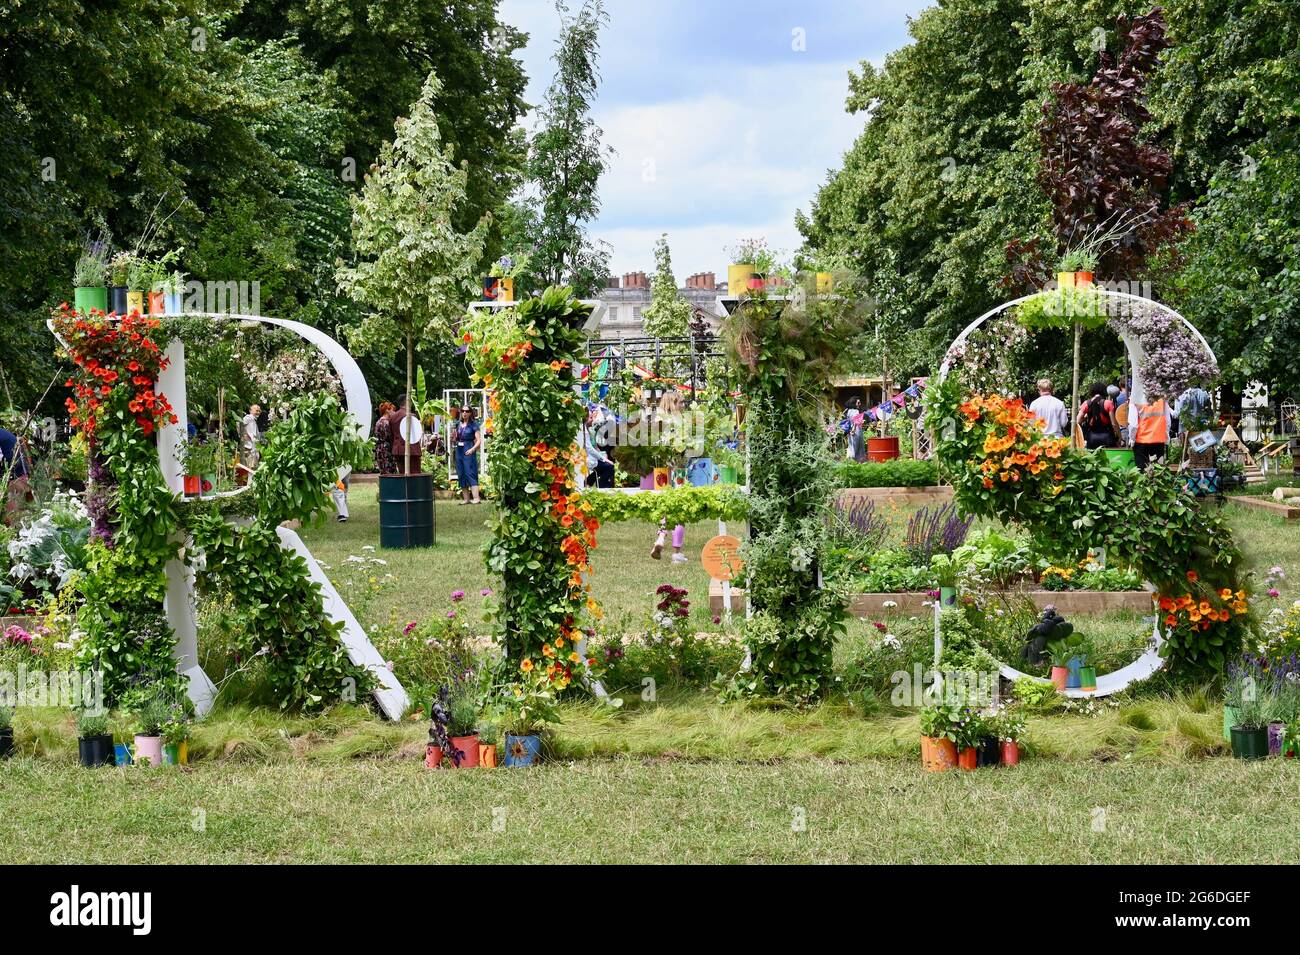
2, 757, 1295, 864
7, 484, 1299, 864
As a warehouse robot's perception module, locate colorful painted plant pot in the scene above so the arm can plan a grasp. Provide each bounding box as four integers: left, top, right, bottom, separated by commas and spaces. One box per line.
74, 286, 108, 314
939, 586, 957, 608
478, 743, 498, 768
957, 746, 979, 771
126, 290, 146, 315
652, 467, 670, 489
920, 735, 957, 772
1050, 666, 1069, 691
1000, 740, 1021, 766
1066, 656, 1085, 689
727, 263, 756, 295
504, 733, 542, 767
717, 465, 739, 484
164, 291, 184, 315
687, 458, 715, 487
1223, 705, 1239, 741
1078, 666, 1097, 691
815, 271, 834, 293
449, 734, 480, 768
1267, 722, 1286, 757
133, 734, 163, 767
425, 744, 443, 768
147, 291, 166, 315
639, 473, 655, 490
114, 742, 133, 765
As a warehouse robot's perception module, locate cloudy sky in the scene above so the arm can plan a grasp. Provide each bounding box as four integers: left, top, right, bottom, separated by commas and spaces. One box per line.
499, 0, 932, 278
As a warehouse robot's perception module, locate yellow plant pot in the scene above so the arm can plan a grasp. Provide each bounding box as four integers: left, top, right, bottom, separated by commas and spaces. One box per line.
126, 290, 146, 315
498, 277, 514, 302
728, 263, 756, 296
815, 271, 834, 293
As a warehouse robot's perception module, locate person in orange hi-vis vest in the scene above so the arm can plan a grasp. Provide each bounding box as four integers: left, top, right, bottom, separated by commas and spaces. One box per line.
1133, 395, 1172, 471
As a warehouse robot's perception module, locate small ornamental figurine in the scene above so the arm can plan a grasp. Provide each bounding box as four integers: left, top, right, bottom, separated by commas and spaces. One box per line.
1021, 605, 1071, 668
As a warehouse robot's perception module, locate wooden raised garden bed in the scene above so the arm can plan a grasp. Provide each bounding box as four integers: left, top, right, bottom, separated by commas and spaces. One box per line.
1226, 495, 1300, 520
837, 485, 954, 508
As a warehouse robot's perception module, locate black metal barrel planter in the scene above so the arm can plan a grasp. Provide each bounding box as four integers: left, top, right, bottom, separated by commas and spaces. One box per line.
378, 473, 435, 548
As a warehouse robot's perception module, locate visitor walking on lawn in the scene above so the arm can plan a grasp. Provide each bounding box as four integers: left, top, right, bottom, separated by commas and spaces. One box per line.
1078, 382, 1118, 450
1029, 379, 1069, 438
454, 406, 482, 505
1132, 393, 1172, 471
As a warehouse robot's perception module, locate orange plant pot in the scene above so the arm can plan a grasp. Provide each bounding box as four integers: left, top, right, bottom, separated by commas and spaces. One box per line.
1000, 741, 1020, 766
147, 291, 166, 315
1050, 666, 1069, 691
425, 744, 443, 768
183, 475, 200, 496
450, 734, 479, 768
478, 743, 497, 768
921, 735, 958, 772
958, 747, 979, 771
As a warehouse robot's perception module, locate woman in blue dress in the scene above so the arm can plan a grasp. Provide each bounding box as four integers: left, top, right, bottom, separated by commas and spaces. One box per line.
454, 407, 483, 504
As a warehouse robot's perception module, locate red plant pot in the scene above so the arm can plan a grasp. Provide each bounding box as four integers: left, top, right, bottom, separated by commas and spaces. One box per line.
183, 475, 200, 496
147, 291, 166, 315
1050, 666, 1068, 691
958, 747, 979, 771
425, 744, 443, 768
1000, 740, 1020, 766
450, 734, 479, 768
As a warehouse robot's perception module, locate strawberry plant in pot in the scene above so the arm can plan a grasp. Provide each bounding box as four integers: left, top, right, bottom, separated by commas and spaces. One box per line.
75, 708, 114, 768
918, 702, 960, 772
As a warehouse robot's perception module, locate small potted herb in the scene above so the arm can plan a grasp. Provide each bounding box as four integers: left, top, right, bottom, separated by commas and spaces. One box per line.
993, 705, 1026, 766
0, 706, 14, 758
125, 255, 152, 315
1227, 660, 1269, 759
76, 708, 114, 768
476, 717, 500, 768
162, 718, 190, 766
162, 269, 188, 315
953, 707, 985, 771
73, 237, 110, 314
445, 684, 481, 768
918, 703, 959, 772
108, 252, 134, 314
1045, 627, 1081, 691
931, 553, 961, 608
500, 668, 560, 767
1057, 248, 1098, 287
128, 696, 170, 767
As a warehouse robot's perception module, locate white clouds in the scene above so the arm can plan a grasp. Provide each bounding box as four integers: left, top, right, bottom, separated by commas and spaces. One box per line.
499, 0, 928, 276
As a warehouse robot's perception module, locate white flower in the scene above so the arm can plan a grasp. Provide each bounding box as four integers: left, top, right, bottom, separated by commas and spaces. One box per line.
882, 600, 897, 609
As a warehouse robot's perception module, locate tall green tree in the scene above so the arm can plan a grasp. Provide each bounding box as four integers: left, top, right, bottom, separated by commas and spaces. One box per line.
528, 0, 613, 295
230, 0, 529, 257
336, 72, 490, 471
642, 234, 692, 340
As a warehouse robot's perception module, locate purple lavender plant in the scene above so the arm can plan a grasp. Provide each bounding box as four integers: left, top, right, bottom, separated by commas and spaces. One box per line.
833, 497, 889, 551
86, 451, 117, 547
905, 502, 974, 564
